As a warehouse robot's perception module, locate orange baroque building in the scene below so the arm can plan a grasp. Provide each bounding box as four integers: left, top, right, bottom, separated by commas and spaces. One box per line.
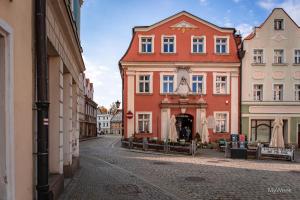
119, 11, 242, 142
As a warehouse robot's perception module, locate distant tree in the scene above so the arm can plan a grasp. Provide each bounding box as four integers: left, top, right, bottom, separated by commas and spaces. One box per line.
98, 106, 108, 114
109, 102, 118, 115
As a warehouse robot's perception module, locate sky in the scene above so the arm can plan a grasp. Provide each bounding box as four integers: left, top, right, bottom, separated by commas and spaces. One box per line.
80, 0, 300, 108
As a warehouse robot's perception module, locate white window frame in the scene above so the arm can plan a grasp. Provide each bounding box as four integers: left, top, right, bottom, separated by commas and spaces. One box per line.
213, 72, 230, 95
274, 19, 284, 30
295, 84, 300, 101
273, 83, 284, 101
294, 49, 300, 64
0, 19, 15, 200
136, 112, 152, 133
160, 72, 177, 94
136, 72, 153, 94
253, 84, 263, 101
189, 73, 207, 94
161, 35, 176, 53
213, 112, 229, 133
138, 35, 155, 53
253, 49, 264, 64
273, 49, 285, 64
191, 35, 206, 53
214, 35, 229, 54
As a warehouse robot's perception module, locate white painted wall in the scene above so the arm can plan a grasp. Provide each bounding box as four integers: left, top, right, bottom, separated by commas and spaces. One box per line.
242, 9, 300, 103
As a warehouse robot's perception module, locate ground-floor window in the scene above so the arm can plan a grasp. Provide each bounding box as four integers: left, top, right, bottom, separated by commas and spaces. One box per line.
136, 112, 152, 133
214, 112, 228, 133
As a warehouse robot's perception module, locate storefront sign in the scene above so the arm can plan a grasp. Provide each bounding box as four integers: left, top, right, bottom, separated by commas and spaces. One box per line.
261, 147, 294, 157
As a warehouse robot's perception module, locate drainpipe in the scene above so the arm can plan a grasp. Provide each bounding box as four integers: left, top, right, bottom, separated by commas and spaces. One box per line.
35, 0, 50, 199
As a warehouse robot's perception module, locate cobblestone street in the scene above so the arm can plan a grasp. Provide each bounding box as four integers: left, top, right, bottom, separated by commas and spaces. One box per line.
60, 135, 300, 200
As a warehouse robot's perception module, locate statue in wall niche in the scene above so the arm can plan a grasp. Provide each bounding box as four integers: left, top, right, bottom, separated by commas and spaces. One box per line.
175, 77, 191, 98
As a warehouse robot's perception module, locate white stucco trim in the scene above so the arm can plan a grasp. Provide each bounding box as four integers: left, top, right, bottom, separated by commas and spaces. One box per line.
135, 72, 153, 94
127, 72, 135, 137
213, 111, 230, 133
0, 18, 15, 200
231, 72, 239, 134
189, 72, 207, 94
213, 35, 230, 54
161, 35, 176, 53
191, 35, 206, 53
138, 35, 155, 53
135, 111, 153, 133
160, 72, 177, 94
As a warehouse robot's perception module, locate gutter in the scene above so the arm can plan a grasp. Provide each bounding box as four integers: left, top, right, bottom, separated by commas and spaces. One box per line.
35, 0, 50, 199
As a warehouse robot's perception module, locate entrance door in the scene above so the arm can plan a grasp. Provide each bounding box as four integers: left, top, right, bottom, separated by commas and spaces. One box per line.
176, 114, 193, 141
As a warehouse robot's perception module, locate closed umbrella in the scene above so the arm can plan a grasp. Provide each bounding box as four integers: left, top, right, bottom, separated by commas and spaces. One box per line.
201, 118, 209, 143
169, 115, 177, 142
269, 117, 284, 148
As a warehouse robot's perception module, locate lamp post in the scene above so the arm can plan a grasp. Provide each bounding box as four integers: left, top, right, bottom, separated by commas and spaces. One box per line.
116, 100, 121, 109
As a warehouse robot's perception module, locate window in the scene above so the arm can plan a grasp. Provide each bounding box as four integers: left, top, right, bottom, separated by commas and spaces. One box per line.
295, 84, 300, 101
274, 49, 284, 64
192, 75, 203, 94
274, 19, 284, 30
163, 75, 174, 93
273, 84, 283, 101
137, 113, 151, 133
192, 36, 205, 53
138, 75, 150, 93
253, 84, 263, 101
253, 49, 264, 64
140, 37, 153, 53
215, 38, 227, 54
215, 113, 228, 133
215, 76, 227, 94
162, 36, 175, 53
295, 50, 300, 64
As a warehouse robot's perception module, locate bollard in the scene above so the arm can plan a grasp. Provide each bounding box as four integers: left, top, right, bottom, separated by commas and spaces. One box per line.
129, 137, 133, 149
143, 137, 148, 151
225, 142, 231, 158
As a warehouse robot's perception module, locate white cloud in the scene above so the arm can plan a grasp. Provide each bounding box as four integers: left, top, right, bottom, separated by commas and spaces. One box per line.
199, 0, 208, 5
258, 0, 300, 24
83, 56, 122, 108
233, 0, 241, 3
236, 23, 254, 37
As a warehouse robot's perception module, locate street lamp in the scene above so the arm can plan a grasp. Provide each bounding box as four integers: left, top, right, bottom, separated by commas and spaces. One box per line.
116, 100, 121, 109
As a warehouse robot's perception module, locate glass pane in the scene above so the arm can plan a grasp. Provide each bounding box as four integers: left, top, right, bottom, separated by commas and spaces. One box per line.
193, 44, 197, 52
198, 83, 202, 93
142, 44, 146, 52
145, 82, 149, 92
169, 83, 173, 92
216, 45, 220, 53
221, 45, 226, 53
145, 75, 150, 80
169, 38, 174, 42
139, 76, 144, 81
192, 83, 197, 92
138, 121, 143, 132
257, 125, 270, 143
163, 76, 168, 81
144, 121, 149, 132
164, 44, 168, 52
147, 44, 152, 52
169, 44, 174, 52
192, 76, 197, 81
163, 83, 168, 93
169, 76, 174, 81
139, 83, 144, 92
198, 45, 203, 52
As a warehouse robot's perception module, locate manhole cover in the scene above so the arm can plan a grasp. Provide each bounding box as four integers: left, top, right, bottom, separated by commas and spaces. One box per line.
104, 184, 141, 195
185, 176, 206, 182
153, 161, 170, 165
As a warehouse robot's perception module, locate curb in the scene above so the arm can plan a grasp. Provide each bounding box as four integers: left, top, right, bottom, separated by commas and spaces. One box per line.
79, 136, 101, 142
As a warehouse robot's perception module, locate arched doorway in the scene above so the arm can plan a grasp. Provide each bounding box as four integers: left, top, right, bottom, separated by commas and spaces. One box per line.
176, 114, 193, 141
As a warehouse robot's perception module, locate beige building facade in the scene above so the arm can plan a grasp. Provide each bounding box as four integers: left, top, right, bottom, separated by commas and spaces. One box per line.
242, 8, 300, 147
0, 0, 85, 199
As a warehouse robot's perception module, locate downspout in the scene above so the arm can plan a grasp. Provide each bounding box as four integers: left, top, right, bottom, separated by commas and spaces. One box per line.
35, 0, 50, 199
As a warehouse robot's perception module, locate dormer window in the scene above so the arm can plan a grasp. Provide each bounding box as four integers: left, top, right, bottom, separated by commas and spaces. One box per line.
274, 19, 284, 30
162, 35, 176, 53
139, 35, 154, 53
214, 36, 229, 54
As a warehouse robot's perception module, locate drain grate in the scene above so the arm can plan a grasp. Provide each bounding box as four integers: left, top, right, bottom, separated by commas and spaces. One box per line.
104, 184, 141, 195
153, 161, 171, 165
185, 176, 206, 182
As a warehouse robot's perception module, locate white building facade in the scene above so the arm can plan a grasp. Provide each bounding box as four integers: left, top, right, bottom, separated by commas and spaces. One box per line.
241, 8, 300, 147
97, 113, 112, 134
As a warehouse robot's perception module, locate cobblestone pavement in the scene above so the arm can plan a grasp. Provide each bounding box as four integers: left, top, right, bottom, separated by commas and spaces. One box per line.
60, 135, 300, 200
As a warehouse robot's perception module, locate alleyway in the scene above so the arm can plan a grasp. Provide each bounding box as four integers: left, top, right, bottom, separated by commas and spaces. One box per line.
60, 136, 300, 200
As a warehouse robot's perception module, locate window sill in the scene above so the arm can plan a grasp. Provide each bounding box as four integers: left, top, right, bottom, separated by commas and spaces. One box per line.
272, 63, 288, 66
136, 93, 153, 96
160, 52, 177, 55
160, 93, 176, 96
135, 132, 152, 135
251, 63, 266, 66
214, 53, 230, 55
212, 93, 230, 96
293, 63, 300, 66
190, 52, 207, 55
213, 132, 229, 134
138, 52, 155, 55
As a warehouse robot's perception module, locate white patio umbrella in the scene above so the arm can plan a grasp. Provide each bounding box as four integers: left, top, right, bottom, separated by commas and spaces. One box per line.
269, 117, 285, 148
201, 118, 209, 143
169, 115, 177, 142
